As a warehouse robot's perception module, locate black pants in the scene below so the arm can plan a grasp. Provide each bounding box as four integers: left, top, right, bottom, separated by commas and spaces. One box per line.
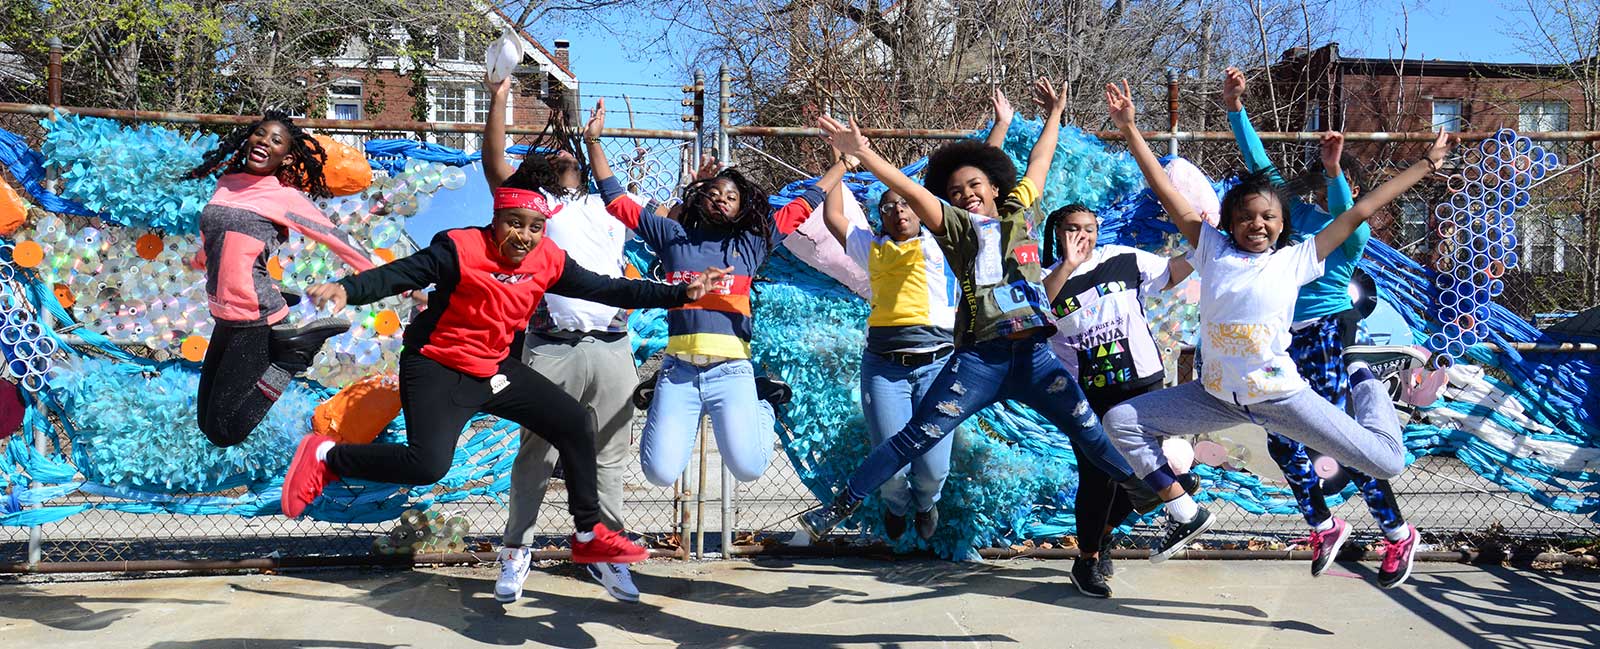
325, 351, 602, 531
1072, 378, 1163, 555
196, 322, 281, 448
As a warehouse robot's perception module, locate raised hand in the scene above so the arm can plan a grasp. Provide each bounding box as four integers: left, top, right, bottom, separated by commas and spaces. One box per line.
1031, 77, 1064, 113
307, 283, 348, 311
1222, 67, 1247, 111
1319, 131, 1345, 177
1105, 80, 1136, 129
484, 74, 511, 97
684, 266, 734, 301
818, 115, 869, 158
992, 87, 1015, 125
1425, 129, 1457, 167
583, 98, 606, 141
1063, 230, 1092, 268
693, 157, 721, 181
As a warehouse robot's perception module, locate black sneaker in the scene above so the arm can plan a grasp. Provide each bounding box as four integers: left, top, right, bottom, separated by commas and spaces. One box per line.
800, 494, 860, 540
1095, 551, 1115, 580
883, 510, 908, 540
1176, 472, 1202, 496
1120, 478, 1164, 515
269, 318, 351, 374
914, 506, 939, 540
755, 376, 793, 406
1071, 557, 1112, 598
631, 370, 661, 410
1150, 506, 1215, 564
1343, 345, 1427, 401
281, 292, 302, 307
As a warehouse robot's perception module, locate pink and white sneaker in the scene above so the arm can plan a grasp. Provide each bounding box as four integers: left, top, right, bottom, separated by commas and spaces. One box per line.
1308, 516, 1351, 577
1377, 524, 1420, 589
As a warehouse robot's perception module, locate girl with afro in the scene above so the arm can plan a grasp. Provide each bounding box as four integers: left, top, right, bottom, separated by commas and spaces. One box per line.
584, 102, 850, 489
185, 111, 379, 448
803, 79, 1163, 546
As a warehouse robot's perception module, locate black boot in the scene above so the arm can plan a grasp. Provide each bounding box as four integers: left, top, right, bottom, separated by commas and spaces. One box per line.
631, 369, 661, 410
883, 511, 908, 540
268, 318, 350, 374
755, 376, 792, 406
800, 493, 860, 540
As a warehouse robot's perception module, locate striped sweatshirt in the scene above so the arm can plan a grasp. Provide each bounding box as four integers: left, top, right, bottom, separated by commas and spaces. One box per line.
599, 176, 825, 358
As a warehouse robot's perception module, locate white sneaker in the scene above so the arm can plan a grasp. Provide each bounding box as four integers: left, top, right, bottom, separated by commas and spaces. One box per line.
495, 546, 532, 603
584, 562, 641, 602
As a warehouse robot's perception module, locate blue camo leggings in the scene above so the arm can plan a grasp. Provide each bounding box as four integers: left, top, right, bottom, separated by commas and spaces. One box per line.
1272, 310, 1405, 530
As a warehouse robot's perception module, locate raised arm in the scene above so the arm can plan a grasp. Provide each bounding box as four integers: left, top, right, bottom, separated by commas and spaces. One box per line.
818, 115, 948, 234
1315, 131, 1454, 260
984, 87, 1014, 148
1221, 67, 1282, 184
482, 76, 515, 190
1022, 77, 1070, 194
581, 99, 615, 187
822, 180, 851, 248
1108, 80, 1204, 247
771, 145, 850, 235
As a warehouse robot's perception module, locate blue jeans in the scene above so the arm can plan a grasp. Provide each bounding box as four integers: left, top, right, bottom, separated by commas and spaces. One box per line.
640, 356, 776, 486
846, 333, 1136, 501
860, 350, 954, 515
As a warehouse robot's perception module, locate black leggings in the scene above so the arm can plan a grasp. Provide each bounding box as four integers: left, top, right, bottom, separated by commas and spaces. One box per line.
325, 351, 602, 531
197, 322, 283, 448
1073, 379, 1163, 555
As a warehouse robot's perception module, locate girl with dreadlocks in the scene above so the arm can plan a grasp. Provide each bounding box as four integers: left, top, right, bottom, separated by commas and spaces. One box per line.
185, 111, 379, 448
585, 102, 850, 489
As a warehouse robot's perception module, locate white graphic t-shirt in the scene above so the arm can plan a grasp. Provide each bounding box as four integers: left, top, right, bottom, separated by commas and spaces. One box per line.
1187, 223, 1324, 404
1047, 245, 1171, 391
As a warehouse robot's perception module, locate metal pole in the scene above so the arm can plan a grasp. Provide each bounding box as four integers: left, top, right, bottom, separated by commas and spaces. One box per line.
27, 36, 67, 569
718, 65, 732, 166
694, 418, 708, 560
720, 462, 732, 558
1166, 70, 1179, 157
47, 38, 63, 107
690, 70, 705, 183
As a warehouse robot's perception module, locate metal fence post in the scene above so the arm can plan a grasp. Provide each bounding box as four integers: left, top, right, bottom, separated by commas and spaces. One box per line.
1166, 70, 1180, 157
694, 418, 708, 559
25, 36, 67, 568
718, 65, 732, 167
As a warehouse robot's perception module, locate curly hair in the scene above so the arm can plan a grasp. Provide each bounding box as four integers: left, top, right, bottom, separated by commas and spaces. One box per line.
1042, 203, 1094, 266
184, 110, 330, 198
922, 140, 1018, 207
1289, 151, 1367, 197
1219, 170, 1296, 249
679, 168, 771, 243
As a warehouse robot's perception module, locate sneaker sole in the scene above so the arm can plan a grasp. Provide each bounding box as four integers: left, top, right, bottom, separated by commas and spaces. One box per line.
280, 436, 324, 518
494, 588, 521, 604
1069, 575, 1112, 599
1311, 523, 1352, 578
585, 565, 641, 603
1150, 514, 1216, 564
272, 318, 352, 337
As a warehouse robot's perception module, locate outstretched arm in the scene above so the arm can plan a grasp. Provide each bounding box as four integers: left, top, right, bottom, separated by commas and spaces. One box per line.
1221, 67, 1282, 183
1315, 131, 1454, 260
1022, 77, 1070, 195
482, 76, 515, 190
582, 99, 615, 187
1108, 80, 1204, 247
818, 115, 948, 234
985, 87, 1014, 148
771, 148, 850, 235
822, 179, 851, 248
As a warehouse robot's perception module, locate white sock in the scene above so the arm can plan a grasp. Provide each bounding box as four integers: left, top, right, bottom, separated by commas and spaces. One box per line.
1383, 524, 1411, 541
574, 530, 596, 542
314, 440, 335, 462
1163, 494, 1199, 524
1348, 361, 1371, 374
1312, 518, 1336, 532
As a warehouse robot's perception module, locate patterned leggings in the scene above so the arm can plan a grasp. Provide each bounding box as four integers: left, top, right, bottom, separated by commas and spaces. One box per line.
1271, 309, 1406, 530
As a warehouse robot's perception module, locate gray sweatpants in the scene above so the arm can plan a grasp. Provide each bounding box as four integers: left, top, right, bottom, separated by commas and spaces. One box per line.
1103, 378, 1406, 490
503, 333, 637, 546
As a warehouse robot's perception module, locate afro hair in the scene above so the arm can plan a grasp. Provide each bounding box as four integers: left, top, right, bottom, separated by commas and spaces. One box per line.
923, 140, 1018, 206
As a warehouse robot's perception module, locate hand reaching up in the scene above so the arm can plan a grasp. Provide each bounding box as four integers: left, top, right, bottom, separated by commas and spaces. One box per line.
818, 115, 869, 158
1105, 80, 1137, 130
1319, 131, 1344, 177
1031, 77, 1069, 115
1424, 129, 1458, 168
991, 87, 1014, 126
1222, 67, 1247, 111
583, 99, 606, 141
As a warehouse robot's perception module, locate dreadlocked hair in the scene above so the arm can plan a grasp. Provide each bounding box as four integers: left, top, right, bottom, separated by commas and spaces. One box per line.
678, 168, 771, 241
184, 110, 331, 198
1219, 170, 1296, 250
923, 140, 1018, 207
1042, 203, 1094, 266
505, 109, 591, 197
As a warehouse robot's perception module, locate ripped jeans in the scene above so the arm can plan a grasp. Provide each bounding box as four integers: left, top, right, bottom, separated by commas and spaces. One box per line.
845, 332, 1137, 501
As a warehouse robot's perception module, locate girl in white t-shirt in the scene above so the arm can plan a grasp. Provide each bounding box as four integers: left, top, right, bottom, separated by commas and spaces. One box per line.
1096, 80, 1456, 566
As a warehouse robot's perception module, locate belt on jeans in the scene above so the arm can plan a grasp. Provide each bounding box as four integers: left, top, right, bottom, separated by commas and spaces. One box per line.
872, 347, 953, 367
673, 352, 734, 367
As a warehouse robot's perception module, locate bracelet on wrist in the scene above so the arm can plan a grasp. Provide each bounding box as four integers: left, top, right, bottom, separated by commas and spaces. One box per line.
583, 136, 602, 144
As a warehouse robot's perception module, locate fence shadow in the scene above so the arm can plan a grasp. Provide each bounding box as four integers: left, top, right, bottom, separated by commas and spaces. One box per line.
1350, 562, 1600, 649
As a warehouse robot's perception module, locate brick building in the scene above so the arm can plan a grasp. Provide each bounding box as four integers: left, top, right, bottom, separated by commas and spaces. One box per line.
307, 8, 577, 152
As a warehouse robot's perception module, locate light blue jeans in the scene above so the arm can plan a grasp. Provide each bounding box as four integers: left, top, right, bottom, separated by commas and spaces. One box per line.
640, 356, 776, 486
860, 351, 953, 515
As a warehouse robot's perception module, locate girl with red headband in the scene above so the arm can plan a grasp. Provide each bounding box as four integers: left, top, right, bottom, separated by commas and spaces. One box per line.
279, 180, 732, 566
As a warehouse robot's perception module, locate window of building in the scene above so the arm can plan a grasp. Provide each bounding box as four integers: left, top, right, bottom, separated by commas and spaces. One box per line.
1519, 101, 1569, 133
1523, 212, 1582, 273
327, 82, 362, 121
1431, 99, 1462, 132
437, 30, 466, 62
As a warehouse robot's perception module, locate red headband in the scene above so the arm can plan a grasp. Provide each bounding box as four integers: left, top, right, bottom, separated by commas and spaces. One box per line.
493, 188, 563, 216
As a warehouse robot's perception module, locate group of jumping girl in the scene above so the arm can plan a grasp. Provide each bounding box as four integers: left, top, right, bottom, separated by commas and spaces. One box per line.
186, 67, 1453, 603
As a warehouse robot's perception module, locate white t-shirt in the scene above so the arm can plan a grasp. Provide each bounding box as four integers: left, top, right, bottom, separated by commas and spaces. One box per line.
1187, 223, 1324, 404
1046, 245, 1170, 390
533, 192, 634, 333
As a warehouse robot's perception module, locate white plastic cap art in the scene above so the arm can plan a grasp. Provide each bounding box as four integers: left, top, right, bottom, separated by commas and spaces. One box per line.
484, 28, 524, 84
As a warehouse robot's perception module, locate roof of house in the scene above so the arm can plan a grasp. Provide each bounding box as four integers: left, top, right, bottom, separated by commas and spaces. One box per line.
1335, 55, 1578, 80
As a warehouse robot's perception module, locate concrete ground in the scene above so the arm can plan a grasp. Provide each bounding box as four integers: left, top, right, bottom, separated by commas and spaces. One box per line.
3, 558, 1597, 648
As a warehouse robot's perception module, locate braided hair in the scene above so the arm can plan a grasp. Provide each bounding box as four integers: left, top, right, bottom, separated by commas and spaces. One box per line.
678, 168, 771, 242
1041, 203, 1094, 266
184, 110, 331, 198
504, 109, 590, 197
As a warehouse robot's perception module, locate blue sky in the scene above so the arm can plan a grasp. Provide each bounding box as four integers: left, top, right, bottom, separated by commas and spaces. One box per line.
524, 0, 1536, 134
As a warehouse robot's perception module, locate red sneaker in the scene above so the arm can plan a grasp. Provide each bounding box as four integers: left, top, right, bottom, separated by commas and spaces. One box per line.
570, 523, 648, 564
281, 434, 337, 518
